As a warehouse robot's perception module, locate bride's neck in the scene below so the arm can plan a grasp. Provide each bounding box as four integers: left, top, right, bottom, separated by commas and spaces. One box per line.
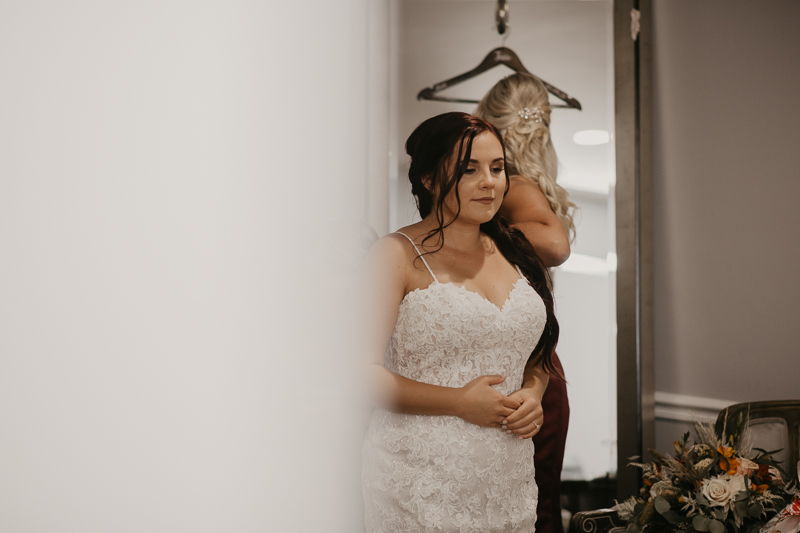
419, 214, 483, 253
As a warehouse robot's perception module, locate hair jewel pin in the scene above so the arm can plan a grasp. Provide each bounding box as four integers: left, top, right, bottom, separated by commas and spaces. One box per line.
517, 106, 544, 123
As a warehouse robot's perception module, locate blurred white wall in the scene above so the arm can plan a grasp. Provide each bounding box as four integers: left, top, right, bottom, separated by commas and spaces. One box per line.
0, 1, 369, 531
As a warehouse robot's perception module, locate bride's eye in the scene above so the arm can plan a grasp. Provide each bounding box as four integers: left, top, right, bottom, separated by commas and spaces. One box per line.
492, 166, 504, 174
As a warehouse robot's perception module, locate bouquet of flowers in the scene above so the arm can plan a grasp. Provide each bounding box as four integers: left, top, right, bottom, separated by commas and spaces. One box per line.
615, 416, 798, 533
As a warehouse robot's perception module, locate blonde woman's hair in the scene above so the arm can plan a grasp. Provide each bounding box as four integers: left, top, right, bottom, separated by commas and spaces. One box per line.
475, 73, 576, 241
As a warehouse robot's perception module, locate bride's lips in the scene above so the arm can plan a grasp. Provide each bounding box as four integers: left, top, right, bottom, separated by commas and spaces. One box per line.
472, 197, 495, 205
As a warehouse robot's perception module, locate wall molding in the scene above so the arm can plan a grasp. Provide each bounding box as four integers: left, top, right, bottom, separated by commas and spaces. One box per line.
654, 391, 740, 424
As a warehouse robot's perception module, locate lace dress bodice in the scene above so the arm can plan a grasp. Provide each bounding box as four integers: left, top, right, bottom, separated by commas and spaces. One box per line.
362, 233, 547, 533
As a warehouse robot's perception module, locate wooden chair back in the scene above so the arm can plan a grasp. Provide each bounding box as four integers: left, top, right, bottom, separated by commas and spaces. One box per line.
714, 400, 800, 484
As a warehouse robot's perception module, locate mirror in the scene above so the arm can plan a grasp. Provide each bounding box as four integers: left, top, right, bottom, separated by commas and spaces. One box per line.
382, 0, 619, 493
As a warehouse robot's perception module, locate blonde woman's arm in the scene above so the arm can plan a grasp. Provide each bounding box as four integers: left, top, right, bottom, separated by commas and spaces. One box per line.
499, 175, 570, 267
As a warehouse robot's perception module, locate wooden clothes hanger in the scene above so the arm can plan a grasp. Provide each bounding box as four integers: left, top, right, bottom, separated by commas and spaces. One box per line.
417, 47, 582, 110
417, 1, 582, 110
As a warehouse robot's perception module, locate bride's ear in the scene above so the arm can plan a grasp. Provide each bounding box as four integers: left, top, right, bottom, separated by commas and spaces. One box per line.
421, 174, 432, 193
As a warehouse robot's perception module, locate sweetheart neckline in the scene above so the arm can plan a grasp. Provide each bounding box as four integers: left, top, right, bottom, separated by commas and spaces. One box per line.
399, 277, 531, 313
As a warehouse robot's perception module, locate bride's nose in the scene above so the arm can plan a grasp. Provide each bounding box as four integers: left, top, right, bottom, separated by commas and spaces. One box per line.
479, 170, 496, 189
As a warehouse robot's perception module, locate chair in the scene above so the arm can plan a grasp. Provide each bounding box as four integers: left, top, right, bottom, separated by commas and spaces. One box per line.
570, 508, 627, 533
569, 400, 800, 533
714, 400, 800, 484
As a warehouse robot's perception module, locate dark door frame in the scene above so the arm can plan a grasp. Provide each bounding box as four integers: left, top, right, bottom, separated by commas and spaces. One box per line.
614, 0, 654, 501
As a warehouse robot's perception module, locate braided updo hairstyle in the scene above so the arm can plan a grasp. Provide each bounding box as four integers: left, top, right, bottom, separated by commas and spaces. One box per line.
475, 73, 576, 242
405, 112, 560, 376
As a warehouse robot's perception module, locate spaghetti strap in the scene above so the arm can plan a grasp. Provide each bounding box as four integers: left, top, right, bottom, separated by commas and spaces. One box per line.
395, 232, 438, 283
514, 264, 525, 279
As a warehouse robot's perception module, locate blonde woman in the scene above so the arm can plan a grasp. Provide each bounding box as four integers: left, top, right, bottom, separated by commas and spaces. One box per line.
476, 73, 575, 533
476, 72, 576, 266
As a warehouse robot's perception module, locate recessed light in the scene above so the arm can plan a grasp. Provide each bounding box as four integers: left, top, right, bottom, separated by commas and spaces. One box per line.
573, 130, 611, 146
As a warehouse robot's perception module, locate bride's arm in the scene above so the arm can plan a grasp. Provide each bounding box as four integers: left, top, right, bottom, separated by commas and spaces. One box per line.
366, 366, 518, 426
362, 235, 520, 428
499, 176, 570, 267
503, 357, 549, 439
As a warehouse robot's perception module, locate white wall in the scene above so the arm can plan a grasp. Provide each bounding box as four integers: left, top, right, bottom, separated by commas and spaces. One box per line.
0, 2, 368, 531
651, 0, 800, 453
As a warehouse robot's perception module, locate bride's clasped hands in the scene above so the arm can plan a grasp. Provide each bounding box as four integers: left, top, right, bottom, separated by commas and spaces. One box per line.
456, 374, 545, 440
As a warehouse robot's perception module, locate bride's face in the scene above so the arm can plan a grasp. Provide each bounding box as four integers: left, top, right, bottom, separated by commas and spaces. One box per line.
442, 131, 507, 224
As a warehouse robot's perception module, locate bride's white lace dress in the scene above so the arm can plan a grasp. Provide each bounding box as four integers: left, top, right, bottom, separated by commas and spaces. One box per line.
362, 233, 547, 533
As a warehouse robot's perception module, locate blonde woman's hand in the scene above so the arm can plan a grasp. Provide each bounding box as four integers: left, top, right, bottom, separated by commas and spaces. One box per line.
456, 375, 521, 428
502, 388, 544, 439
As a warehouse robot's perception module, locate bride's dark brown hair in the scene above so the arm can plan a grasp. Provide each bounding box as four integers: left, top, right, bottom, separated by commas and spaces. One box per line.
405, 111, 561, 376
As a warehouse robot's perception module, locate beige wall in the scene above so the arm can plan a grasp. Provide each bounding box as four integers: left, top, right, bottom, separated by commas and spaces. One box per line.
651, 0, 800, 451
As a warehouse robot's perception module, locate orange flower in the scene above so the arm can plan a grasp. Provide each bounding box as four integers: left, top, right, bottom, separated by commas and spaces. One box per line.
717, 446, 735, 458
719, 456, 739, 474
716, 447, 740, 474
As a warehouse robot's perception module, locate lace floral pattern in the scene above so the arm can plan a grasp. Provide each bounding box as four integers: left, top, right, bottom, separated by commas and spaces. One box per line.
362, 279, 547, 532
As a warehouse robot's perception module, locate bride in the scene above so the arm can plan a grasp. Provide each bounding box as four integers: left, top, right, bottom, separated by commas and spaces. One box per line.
361, 112, 561, 532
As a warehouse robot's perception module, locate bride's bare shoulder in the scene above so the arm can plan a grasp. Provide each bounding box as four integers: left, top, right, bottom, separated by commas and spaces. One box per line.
366, 230, 416, 269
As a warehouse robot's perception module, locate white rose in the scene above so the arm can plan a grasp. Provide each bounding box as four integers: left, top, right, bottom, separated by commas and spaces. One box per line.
701, 475, 745, 507
728, 474, 746, 495
702, 477, 732, 506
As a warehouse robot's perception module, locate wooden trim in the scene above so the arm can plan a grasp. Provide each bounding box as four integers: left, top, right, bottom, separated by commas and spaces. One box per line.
654, 392, 740, 423
614, 0, 654, 502
639, 0, 656, 487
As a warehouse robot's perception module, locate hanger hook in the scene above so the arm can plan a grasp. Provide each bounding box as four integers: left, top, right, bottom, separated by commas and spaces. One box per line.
495, 0, 509, 36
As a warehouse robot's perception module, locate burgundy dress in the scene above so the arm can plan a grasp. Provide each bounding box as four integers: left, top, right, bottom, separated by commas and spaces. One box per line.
532, 352, 570, 533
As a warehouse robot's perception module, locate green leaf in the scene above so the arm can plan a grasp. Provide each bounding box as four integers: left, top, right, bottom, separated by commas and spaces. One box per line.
634, 502, 645, 515
713, 508, 725, 521
709, 519, 726, 533
748, 503, 764, 518
734, 491, 749, 502
694, 515, 712, 532
753, 447, 784, 456
734, 501, 749, 518
655, 496, 671, 514
663, 510, 680, 524
697, 493, 710, 507
626, 522, 638, 533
